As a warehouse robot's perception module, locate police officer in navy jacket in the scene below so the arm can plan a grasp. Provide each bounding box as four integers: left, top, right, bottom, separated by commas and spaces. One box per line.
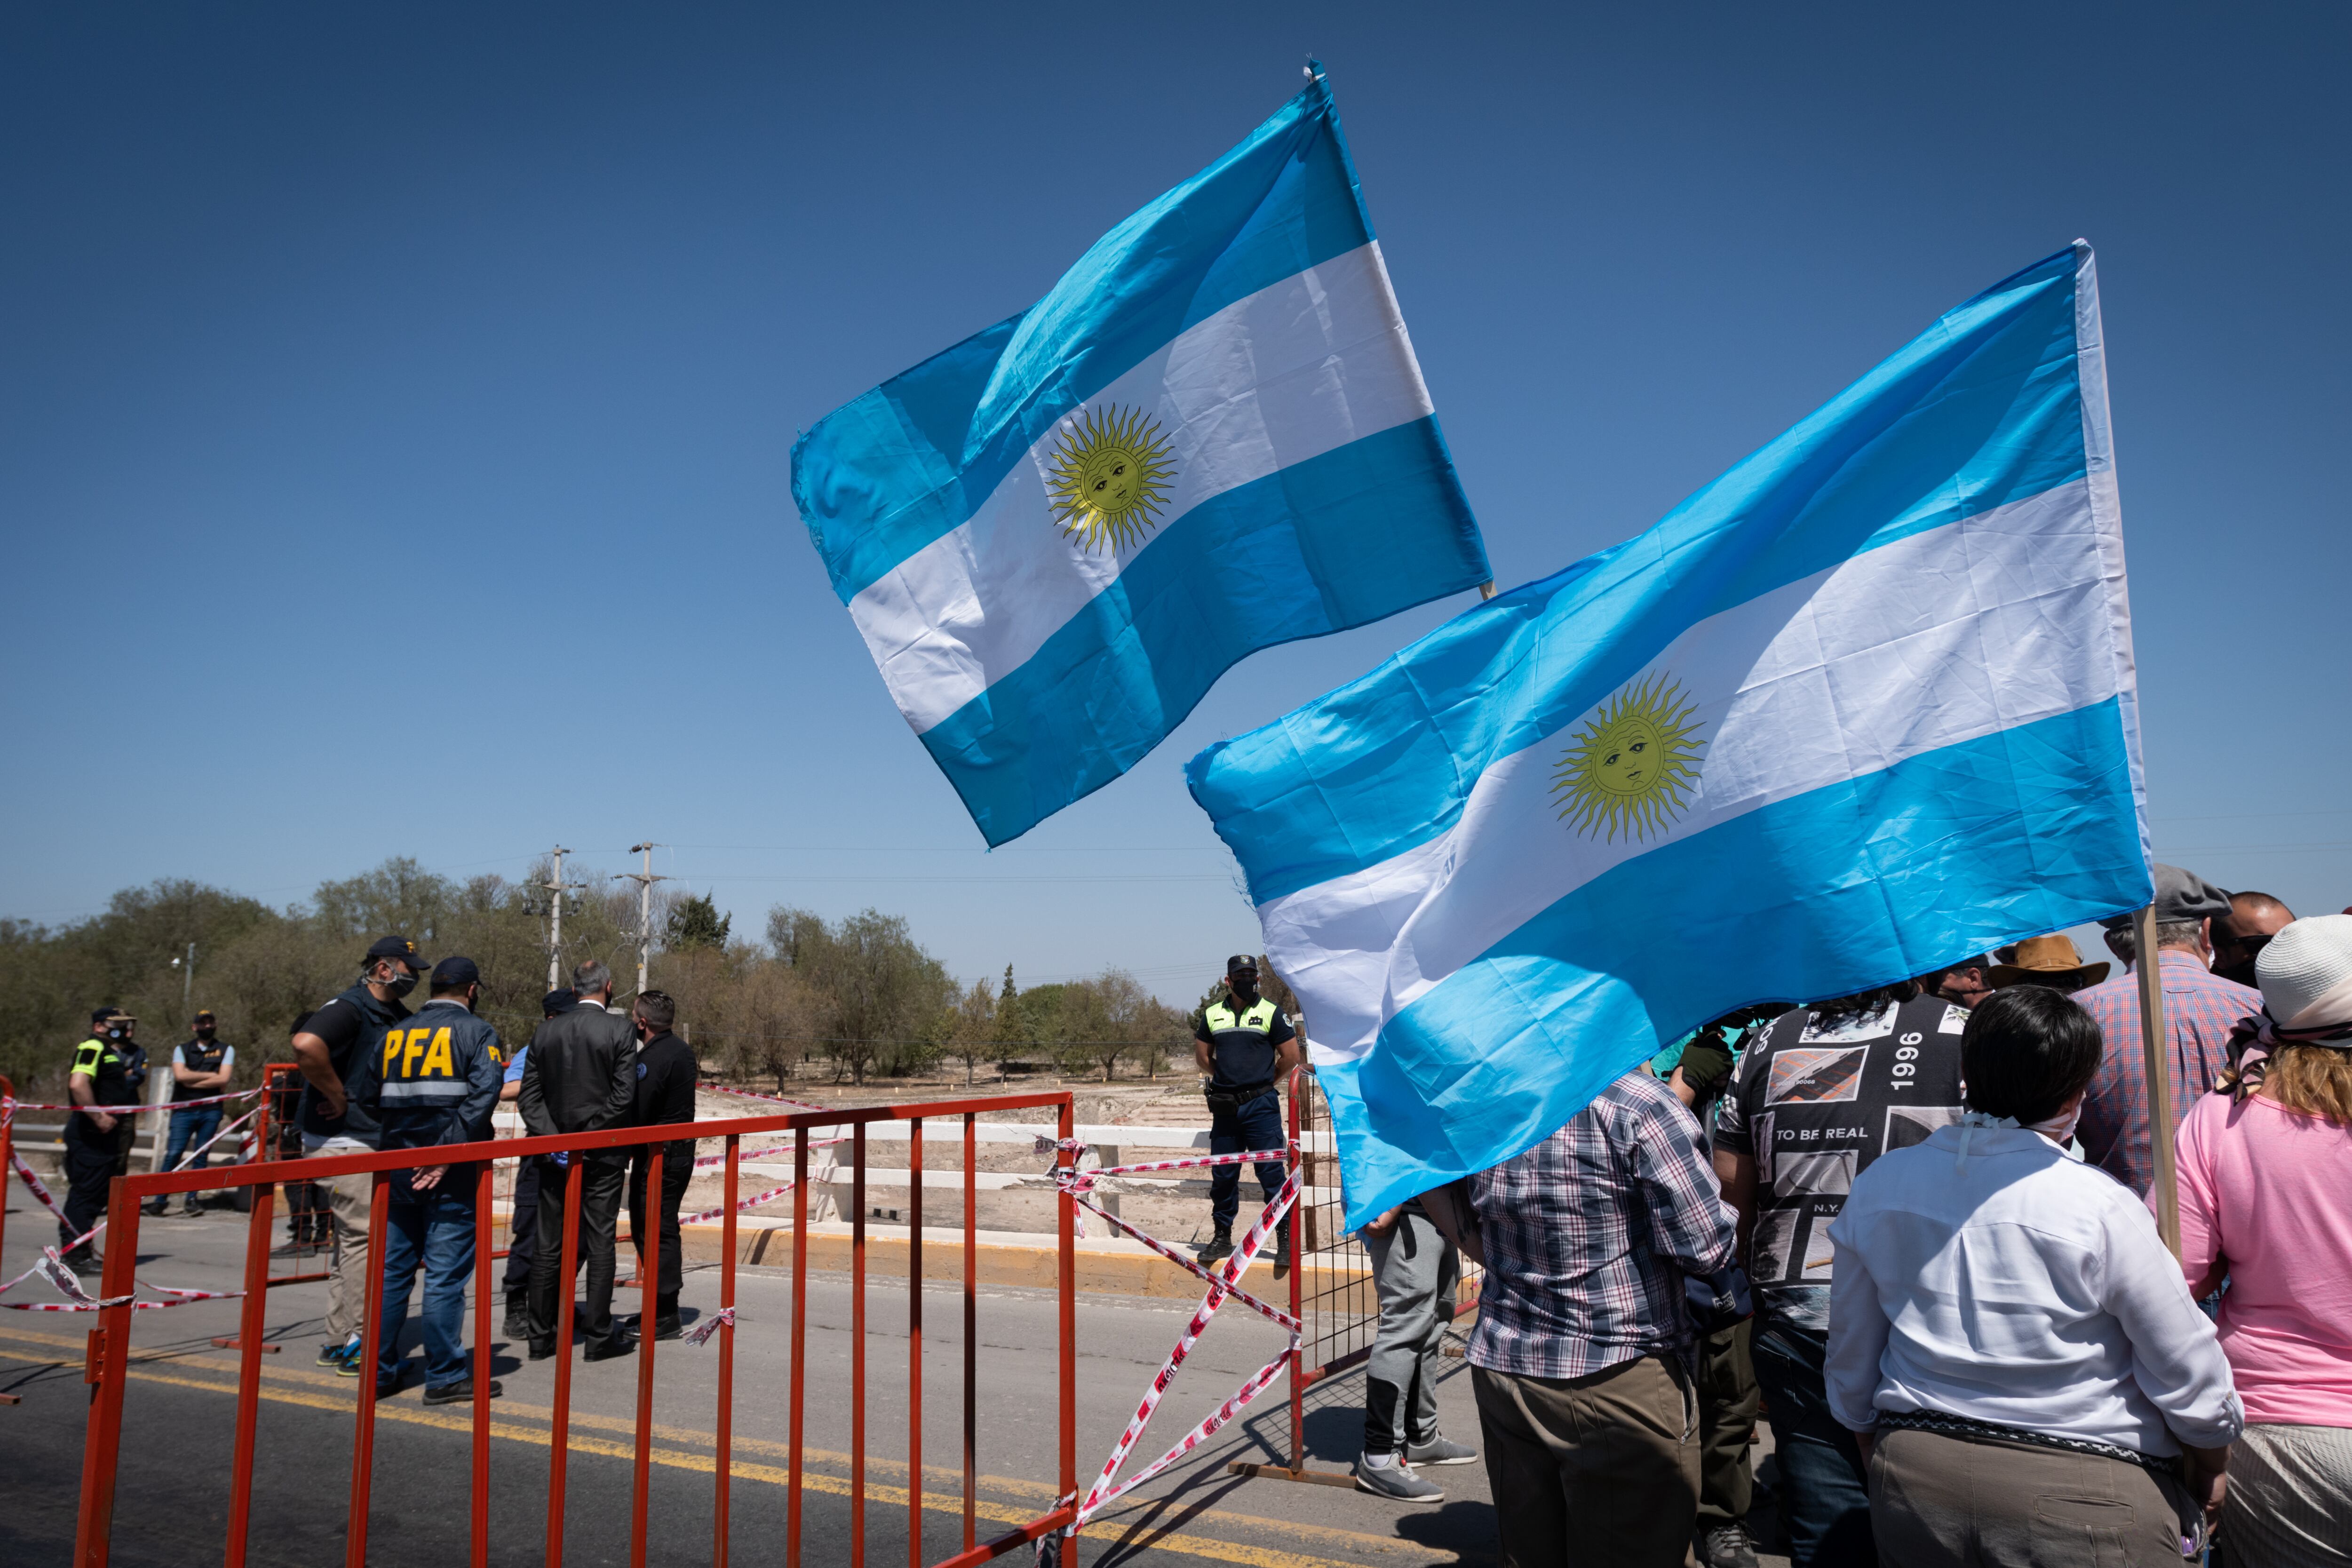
353, 955, 505, 1402
1192, 955, 1301, 1266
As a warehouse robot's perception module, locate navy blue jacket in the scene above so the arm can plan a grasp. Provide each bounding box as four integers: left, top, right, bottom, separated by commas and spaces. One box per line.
351, 998, 504, 1184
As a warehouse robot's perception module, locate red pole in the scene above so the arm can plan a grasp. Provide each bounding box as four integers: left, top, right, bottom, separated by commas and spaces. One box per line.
224, 1180, 277, 1567
908, 1116, 924, 1568
546, 1154, 584, 1567
1288, 1069, 1305, 1473
346, 1171, 391, 1568
788, 1126, 808, 1568
1057, 1098, 1076, 1527
962, 1111, 977, 1556
72, 1173, 141, 1568
630, 1146, 662, 1568
715, 1132, 739, 1568
0, 1074, 13, 1267
852, 1122, 867, 1568
472, 1162, 493, 1568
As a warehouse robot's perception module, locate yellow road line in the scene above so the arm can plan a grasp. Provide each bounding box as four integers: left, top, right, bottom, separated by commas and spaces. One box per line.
0, 1324, 1432, 1560
0, 1345, 1397, 1568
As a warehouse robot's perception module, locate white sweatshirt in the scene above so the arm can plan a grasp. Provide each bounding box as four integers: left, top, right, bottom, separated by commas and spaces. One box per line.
1824, 1122, 2242, 1457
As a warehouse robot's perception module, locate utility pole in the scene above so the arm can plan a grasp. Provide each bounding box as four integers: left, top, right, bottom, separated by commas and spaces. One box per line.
535, 847, 588, 990
178, 942, 195, 1013
616, 843, 671, 997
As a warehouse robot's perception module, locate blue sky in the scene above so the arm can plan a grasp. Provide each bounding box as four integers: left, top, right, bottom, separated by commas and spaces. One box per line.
5, 3, 2345, 1003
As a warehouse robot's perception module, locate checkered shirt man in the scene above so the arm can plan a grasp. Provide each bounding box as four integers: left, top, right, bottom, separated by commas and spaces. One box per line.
2076, 949, 2263, 1195
1467, 1068, 1737, 1381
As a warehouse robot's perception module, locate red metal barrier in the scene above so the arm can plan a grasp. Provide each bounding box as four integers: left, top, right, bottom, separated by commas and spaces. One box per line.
67, 1090, 1081, 1568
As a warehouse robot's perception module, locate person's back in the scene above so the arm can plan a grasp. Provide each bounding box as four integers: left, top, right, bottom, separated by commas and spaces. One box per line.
519, 990, 635, 1137
2172, 913, 2352, 1568
1829, 1124, 2231, 1453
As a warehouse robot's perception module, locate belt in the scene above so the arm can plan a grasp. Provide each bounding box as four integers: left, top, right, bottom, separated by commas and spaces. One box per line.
1875, 1408, 2174, 1476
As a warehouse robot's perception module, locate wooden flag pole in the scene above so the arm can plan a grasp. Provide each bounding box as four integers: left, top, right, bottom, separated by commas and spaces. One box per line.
2132, 904, 2182, 1256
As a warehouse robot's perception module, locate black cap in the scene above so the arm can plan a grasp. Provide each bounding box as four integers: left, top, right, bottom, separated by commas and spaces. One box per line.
2098, 864, 2234, 931
193, 1009, 216, 1023
541, 988, 577, 1017
365, 935, 428, 969
91, 1005, 123, 1026
430, 955, 480, 987
1225, 954, 1259, 973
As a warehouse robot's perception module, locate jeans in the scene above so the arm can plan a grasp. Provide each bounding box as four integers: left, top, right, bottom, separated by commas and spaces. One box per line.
1752, 1321, 1874, 1568
377, 1175, 480, 1388
162, 1105, 223, 1176
1207, 1088, 1286, 1234
1361, 1208, 1458, 1454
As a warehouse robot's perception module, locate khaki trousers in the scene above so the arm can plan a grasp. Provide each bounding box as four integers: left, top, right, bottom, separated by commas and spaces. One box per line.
1472, 1353, 1699, 1568
1695, 1319, 1758, 1525
1868, 1425, 2194, 1568
308, 1155, 375, 1344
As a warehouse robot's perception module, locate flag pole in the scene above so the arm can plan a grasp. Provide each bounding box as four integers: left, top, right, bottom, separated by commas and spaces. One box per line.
2131, 904, 2181, 1256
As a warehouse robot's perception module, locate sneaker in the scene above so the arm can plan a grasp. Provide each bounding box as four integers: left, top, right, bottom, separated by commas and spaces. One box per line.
1697, 1521, 1760, 1568
1354, 1452, 1443, 1502
373, 1377, 401, 1400
178, 1204, 202, 1219
143, 1201, 170, 1218
332, 1343, 369, 1378
1404, 1433, 1477, 1466
423, 1379, 502, 1406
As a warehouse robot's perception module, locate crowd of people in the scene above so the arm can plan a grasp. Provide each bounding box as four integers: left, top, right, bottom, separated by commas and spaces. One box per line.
1350, 864, 2349, 1568
45, 868, 2351, 1565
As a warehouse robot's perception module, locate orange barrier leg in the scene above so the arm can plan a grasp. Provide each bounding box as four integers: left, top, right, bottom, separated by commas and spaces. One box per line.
546, 1154, 583, 1567
347, 1171, 390, 1568
224, 1180, 276, 1567
715, 1133, 739, 1568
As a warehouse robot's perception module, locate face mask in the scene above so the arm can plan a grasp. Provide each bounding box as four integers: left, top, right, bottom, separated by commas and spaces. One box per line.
196, 1026, 216, 1040
2027, 1100, 2083, 1144
379, 967, 419, 999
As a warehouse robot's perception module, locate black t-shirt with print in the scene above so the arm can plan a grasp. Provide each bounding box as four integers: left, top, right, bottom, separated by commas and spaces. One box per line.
1713, 991, 1968, 1331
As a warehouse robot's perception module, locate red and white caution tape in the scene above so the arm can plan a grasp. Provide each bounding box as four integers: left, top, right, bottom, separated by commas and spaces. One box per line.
684, 1305, 735, 1346
3, 1086, 265, 1117
0, 1243, 246, 1313
167, 1103, 262, 1172
11, 1148, 68, 1220
677, 1179, 798, 1228
1067, 1149, 1303, 1528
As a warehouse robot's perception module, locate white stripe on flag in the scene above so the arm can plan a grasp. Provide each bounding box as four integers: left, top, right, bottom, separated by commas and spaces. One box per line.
848, 241, 1434, 735
1269, 479, 2122, 1061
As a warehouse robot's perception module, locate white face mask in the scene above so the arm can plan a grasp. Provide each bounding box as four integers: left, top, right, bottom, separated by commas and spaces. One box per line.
2026, 1098, 2083, 1145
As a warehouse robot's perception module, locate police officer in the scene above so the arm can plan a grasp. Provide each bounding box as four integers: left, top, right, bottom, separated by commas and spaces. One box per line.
355, 955, 506, 1403
290, 935, 426, 1372
1192, 955, 1300, 1266
60, 1007, 146, 1273
147, 1010, 237, 1215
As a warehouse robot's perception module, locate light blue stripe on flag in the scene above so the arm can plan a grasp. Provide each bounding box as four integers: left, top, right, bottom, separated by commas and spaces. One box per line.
794, 70, 1489, 844
1188, 242, 2150, 1226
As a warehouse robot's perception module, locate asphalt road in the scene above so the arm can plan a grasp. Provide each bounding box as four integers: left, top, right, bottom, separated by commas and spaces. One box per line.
2, 1202, 1534, 1568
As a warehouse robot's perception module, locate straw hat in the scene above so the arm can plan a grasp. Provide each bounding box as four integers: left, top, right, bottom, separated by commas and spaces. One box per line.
1987, 933, 2110, 990
2254, 914, 2352, 1032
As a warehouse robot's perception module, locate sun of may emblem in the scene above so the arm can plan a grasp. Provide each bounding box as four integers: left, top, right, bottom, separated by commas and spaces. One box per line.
1045, 404, 1175, 552
1549, 672, 1706, 843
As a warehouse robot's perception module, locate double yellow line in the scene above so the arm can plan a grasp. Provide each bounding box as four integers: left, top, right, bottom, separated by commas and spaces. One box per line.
0, 1326, 1446, 1568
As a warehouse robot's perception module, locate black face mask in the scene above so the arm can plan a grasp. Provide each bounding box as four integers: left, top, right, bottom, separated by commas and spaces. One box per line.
378, 968, 419, 999
195, 1026, 216, 1040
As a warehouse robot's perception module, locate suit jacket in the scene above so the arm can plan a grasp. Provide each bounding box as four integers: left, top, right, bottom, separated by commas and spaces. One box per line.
517, 999, 637, 1147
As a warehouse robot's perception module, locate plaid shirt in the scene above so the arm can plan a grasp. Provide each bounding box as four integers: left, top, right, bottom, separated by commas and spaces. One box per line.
1466, 1070, 1737, 1380
2076, 951, 2262, 1195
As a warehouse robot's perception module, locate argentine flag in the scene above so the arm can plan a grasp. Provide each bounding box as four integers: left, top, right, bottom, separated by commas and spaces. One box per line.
1189, 244, 2152, 1226
793, 71, 1490, 845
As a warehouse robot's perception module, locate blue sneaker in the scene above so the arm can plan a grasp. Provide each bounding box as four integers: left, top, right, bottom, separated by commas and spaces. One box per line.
317, 1337, 359, 1369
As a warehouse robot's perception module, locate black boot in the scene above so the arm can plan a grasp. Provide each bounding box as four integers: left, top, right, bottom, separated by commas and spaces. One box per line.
1197, 1226, 1234, 1264
502, 1290, 529, 1340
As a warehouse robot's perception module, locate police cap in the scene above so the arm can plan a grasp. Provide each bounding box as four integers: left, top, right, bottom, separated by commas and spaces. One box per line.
430, 955, 481, 988
365, 935, 428, 969
1225, 954, 1258, 974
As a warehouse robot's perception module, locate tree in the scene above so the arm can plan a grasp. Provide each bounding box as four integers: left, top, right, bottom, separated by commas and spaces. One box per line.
666, 893, 732, 951
770, 905, 953, 1085
935, 977, 998, 1089
987, 965, 1029, 1082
